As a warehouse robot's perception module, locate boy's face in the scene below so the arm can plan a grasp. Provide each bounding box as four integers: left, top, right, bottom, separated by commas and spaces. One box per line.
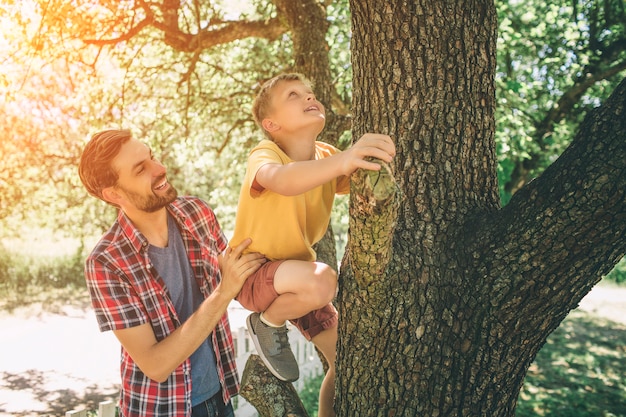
264, 80, 326, 137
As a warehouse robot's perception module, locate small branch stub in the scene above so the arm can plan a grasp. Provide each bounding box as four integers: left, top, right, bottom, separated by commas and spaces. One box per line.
365, 161, 398, 201
350, 160, 400, 288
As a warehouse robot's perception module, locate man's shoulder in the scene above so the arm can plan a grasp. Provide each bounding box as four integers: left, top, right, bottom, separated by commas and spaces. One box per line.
87, 222, 126, 264
169, 196, 219, 229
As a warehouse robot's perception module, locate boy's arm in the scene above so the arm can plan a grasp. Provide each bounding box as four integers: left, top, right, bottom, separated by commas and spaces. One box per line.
256, 133, 395, 196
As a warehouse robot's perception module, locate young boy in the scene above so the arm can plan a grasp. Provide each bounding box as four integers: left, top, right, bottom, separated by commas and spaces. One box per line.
229, 73, 395, 416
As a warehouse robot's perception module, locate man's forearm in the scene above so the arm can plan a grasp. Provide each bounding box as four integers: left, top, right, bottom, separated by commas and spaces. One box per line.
113, 288, 233, 382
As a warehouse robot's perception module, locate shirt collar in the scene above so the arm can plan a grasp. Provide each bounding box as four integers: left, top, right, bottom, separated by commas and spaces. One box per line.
116, 198, 189, 253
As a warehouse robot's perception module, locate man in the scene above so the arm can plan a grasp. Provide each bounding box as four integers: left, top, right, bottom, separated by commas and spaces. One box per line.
78, 129, 265, 417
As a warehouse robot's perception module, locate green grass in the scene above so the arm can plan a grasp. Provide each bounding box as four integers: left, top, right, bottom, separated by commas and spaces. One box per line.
517, 310, 626, 417
0, 243, 90, 312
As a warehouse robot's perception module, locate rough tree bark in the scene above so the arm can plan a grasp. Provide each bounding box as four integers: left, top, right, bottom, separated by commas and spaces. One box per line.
240, 355, 308, 416
335, 0, 626, 416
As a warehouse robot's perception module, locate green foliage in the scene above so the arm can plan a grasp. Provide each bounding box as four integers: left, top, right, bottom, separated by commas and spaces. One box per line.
327, 0, 353, 102
495, 0, 626, 203
606, 257, 626, 284
0, 242, 86, 297
516, 310, 626, 417
299, 373, 324, 417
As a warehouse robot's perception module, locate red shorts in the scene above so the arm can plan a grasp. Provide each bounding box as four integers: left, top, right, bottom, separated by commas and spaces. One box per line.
235, 260, 338, 341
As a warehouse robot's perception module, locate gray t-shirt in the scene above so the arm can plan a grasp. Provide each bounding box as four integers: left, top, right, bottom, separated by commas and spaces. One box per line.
148, 213, 220, 405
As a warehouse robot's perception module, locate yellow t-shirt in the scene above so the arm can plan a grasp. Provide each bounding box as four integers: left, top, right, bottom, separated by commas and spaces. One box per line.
229, 139, 350, 262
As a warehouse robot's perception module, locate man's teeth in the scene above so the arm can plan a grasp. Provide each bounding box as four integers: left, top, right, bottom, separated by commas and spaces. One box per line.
154, 180, 167, 190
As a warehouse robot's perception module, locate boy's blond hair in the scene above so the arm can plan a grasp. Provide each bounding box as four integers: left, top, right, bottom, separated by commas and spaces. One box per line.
252, 73, 313, 139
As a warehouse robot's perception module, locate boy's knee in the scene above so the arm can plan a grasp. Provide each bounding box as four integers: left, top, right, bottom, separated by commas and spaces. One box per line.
313, 264, 337, 306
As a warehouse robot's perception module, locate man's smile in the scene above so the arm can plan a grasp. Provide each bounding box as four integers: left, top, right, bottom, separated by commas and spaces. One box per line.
153, 177, 168, 191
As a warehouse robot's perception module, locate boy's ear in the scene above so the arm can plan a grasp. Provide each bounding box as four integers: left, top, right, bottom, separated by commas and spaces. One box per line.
261, 118, 280, 133
102, 186, 124, 206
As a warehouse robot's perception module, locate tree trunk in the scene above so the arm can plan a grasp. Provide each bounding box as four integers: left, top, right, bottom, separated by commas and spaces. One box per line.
336, 0, 626, 416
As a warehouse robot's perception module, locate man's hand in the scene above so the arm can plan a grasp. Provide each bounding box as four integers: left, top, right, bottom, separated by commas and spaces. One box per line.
218, 238, 266, 299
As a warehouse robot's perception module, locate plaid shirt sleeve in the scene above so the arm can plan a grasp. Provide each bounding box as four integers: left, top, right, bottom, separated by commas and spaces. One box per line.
85, 231, 151, 333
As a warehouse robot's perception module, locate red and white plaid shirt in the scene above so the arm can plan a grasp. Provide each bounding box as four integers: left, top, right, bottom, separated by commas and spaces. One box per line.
85, 197, 238, 417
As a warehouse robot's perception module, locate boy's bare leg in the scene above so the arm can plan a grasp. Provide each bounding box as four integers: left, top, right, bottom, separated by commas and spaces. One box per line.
262, 260, 337, 325
312, 326, 337, 417
246, 260, 337, 382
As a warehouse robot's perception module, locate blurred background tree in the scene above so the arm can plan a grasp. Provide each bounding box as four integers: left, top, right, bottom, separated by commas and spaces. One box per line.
496, 0, 626, 202
0, 0, 624, 273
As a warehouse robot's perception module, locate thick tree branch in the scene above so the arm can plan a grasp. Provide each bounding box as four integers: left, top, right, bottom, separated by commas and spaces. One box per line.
83, 17, 287, 51
82, 0, 287, 52
506, 60, 626, 194
82, 17, 154, 45
240, 355, 308, 417
472, 77, 626, 329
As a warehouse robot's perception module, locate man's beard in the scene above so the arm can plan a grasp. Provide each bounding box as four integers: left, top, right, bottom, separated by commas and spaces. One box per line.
120, 184, 178, 213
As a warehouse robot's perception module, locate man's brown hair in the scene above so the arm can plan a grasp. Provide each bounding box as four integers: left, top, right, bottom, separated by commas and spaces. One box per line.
252, 73, 313, 138
78, 129, 132, 201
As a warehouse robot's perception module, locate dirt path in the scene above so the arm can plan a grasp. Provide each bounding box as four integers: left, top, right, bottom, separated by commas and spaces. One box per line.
0, 303, 120, 417
0, 284, 623, 416
573, 282, 626, 326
